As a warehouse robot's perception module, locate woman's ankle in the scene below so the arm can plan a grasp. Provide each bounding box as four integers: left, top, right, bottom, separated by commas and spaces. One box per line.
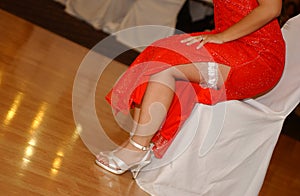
131, 135, 153, 148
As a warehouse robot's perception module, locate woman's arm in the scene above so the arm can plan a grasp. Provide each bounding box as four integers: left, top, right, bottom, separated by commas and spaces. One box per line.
182, 0, 282, 49
219, 0, 282, 42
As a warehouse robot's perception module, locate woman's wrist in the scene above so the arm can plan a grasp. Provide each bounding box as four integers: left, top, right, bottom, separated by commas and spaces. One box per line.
217, 32, 227, 44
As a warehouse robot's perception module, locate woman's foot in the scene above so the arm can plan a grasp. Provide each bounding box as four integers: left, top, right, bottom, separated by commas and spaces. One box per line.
95, 137, 152, 178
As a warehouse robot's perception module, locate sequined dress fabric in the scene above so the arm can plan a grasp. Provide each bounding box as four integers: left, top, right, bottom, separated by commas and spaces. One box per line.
106, 0, 285, 158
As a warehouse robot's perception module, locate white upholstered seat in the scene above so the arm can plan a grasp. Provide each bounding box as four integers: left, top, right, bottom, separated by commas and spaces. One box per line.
135, 15, 300, 196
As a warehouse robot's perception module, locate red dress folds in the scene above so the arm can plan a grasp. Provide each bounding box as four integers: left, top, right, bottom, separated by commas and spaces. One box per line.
106, 0, 285, 158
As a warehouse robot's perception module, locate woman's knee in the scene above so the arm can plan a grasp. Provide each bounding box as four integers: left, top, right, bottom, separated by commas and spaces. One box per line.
150, 68, 175, 81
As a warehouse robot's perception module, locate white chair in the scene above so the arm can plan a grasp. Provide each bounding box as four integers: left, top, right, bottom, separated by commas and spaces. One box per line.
55, 0, 213, 51
135, 15, 300, 196
56, 0, 185, 33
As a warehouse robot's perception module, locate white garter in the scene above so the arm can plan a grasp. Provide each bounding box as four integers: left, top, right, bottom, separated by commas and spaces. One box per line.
199, 62, 219, 89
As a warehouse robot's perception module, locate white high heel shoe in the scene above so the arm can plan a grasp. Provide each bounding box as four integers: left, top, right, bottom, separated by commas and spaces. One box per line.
95, 137, 152, 179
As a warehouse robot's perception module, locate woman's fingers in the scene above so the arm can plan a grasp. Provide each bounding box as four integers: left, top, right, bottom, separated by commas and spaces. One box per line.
180, 35, 207, 49
196, 36, 209, 49
181, 34, 224, 49
180, 36, 195, 43
180, 36, 203, 46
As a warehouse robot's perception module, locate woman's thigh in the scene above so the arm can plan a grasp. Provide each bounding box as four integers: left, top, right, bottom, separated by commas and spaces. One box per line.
156, 62, 231, 89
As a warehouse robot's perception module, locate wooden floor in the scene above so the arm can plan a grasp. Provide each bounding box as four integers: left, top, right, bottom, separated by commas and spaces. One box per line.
0, 9, 299, 195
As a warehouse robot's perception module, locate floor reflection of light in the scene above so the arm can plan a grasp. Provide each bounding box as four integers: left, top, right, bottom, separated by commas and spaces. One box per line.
21, 146, 34, 169
56, 151, 64, 157
21, 138, 36, 169
25, 145, 34, 157
53, 157, 62, 168
30, 102, 48, 131
22, 158, 30, 167
72, 125, 82, 142
50, 149, 65, 177
17, 172, 25, 177
22, 102, 48, 169
51, 168, 58, 176
50, 156, 62, 177
49, 126, 82, 177
28, 138, 36, 146
3, 92, 24, 126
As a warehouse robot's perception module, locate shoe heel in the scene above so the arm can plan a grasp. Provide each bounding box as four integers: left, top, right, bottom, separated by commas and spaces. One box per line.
131, 160, 151, 179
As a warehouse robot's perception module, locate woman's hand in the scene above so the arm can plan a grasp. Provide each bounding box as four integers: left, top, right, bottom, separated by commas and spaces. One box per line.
180, 33, 225, 49
181, 0, 282, 49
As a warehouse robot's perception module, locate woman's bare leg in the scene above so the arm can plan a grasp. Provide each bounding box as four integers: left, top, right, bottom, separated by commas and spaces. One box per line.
98, 63, 230, 165
131, 64, 202, 146
131, 62, 230, 146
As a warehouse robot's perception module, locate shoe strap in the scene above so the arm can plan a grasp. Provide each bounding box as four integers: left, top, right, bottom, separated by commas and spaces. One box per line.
129, 137, 150, 151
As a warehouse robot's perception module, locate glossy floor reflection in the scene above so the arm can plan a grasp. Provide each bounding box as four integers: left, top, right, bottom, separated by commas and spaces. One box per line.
0, 9, 146, 195
0, 9, 299, 195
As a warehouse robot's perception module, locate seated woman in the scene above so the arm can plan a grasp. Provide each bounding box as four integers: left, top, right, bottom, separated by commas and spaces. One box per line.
95, 0, 285, 179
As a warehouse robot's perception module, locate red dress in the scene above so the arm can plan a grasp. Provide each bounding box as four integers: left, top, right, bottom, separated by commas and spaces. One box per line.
106, 0, 285, 158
